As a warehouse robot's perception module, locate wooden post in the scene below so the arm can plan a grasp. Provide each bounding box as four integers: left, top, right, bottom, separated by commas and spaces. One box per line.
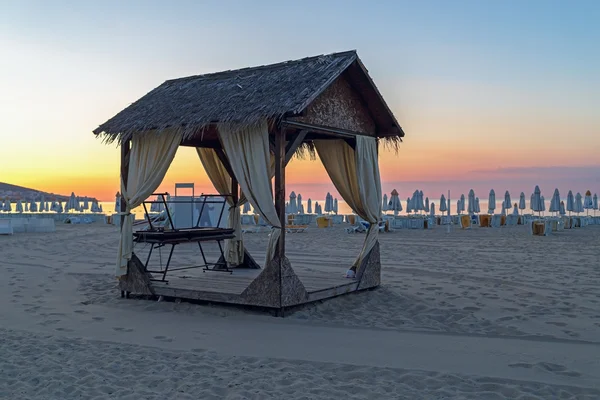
120, 139, 131, 228
274, 127, 286, 313
274, 127, 286, 257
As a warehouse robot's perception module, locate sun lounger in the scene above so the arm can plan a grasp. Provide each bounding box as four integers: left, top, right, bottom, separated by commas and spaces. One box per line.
0, 219, 13, 235
286, 224, 308, 233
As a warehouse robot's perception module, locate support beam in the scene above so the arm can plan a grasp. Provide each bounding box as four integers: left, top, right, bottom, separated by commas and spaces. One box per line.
120, 139, 131, 227
274, 126, 286, 311
281, 119, 373, 138
274, 128, 286, 257
284, 130, 307, 166
213, 148, 236, 181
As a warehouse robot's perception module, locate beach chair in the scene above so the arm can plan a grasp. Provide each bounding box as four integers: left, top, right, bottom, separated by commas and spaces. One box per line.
316, 216, 332, 228
459, 215, 471, 229
530, 219, 551, 236
470, 214, 480, 226
0, 219, 13, 235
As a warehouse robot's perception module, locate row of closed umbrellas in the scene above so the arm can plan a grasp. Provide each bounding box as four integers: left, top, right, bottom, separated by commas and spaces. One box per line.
238, 191, 340, 215
382, 187, 598, 216
0, 192, 102, 213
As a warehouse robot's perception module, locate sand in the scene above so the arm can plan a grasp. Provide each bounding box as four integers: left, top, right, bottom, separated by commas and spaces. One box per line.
1, 222, 599, 399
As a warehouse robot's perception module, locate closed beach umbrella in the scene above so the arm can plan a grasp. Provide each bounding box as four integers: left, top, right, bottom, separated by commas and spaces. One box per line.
382, 194, 388, 213
593, 194, 598, 215
39, 195, 46, 212
549, 188, 561, 214
57, 202, 64, 213
459, 194, 465, 214
584, 190, 593, 215
540, 196, 546, 213
324, 193, 332, 213
29, 200, 37, 212
25, 202, 29, 212
424, 197, 430, 213
114, 192, 121, 213
530, 193, 535, 211
66, 192, 77, 212
333, 198, 338, 214
242, 202, 251, 214
488, 189, 496, 214
307, 198, 312, 214
467, 190, 475, 214
531, 186, 542, 214
439, 194, 447, 213
16, 200, 23, 213
575, 193, 583, 214
4, 199, 12, 212
456, 200, 461, 215
519, 192, 526, 214
288, 191, 298, 214
389, 189, 402, 216
559, 201, 566, 216
566, 190, 575, 215
82, 197, 89, 210
297, 193, 303, 214
503, 191, 511, 212
475, 197, 481, 213
296, 193, 303, 214
512, 203, 519, 216
418, 190, 425, 213
406, 197, 412, 213
410, 191, 418, 213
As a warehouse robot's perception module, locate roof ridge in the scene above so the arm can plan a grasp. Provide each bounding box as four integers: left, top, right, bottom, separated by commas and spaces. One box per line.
164, 50, 357, 84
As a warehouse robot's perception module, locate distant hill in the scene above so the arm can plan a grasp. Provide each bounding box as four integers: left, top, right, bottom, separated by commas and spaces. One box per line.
0, 182, 96, 202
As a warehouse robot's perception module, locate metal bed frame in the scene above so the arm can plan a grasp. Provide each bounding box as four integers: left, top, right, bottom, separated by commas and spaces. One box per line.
134, 193, 235, 282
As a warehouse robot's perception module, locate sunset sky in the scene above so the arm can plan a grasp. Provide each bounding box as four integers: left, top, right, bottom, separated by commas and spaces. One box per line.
1, 0, 599, 201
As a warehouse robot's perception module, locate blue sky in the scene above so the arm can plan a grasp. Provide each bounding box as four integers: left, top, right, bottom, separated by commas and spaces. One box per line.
0, 0, 598, 199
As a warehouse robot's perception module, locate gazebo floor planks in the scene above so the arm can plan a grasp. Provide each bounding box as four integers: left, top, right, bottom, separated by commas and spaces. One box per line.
147, 264, 359, 308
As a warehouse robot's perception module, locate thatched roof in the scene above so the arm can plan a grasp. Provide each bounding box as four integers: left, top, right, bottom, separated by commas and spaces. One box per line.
94, 50, 404, 144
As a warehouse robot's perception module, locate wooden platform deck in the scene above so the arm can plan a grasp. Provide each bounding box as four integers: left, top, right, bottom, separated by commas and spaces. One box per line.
150, 268, 359, 307
123, 241, 381, 311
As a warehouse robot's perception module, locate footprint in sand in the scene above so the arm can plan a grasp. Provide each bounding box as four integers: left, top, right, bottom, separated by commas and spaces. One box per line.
113, 327, 134, 332
73, 310, 88, 315
55, 327, 74, 332
545, 321, 567, 327
92, 316, 104, 321
497, 316, 513, 322
154, 335, 173, 343
463, 306, 480, 312
509, 362, 581, 377
39, 319, 61, 326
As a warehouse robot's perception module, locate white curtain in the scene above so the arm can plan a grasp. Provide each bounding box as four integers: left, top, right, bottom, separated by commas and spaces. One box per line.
218, 120, 281, 266
196, 148, 247, 266
116, 131, 182, 276
314, 137, 382, 270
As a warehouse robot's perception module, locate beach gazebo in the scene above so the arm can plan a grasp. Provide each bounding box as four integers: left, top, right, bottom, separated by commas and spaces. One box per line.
93, 51, 404, 314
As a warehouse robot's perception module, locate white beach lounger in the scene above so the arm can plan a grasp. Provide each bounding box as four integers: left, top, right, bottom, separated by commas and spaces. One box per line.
0, 219, 14, 235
